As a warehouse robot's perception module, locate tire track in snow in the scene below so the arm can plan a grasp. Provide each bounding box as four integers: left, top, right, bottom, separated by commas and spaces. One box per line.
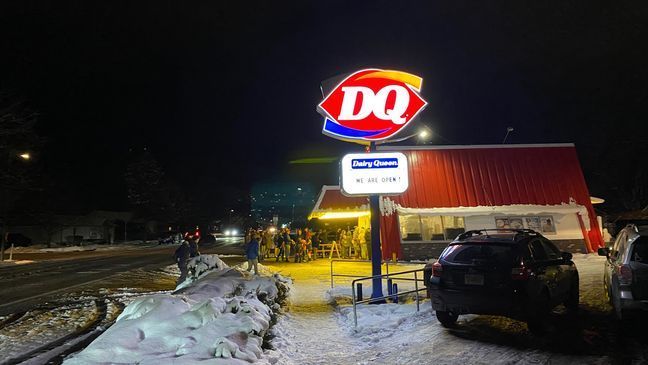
2, 299, 108, 365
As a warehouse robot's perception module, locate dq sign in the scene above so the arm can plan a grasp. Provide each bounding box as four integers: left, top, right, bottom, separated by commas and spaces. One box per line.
317, 69, 427, 142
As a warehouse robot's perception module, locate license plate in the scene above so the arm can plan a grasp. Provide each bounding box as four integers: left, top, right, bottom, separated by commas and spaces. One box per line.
464, 274, 484, 285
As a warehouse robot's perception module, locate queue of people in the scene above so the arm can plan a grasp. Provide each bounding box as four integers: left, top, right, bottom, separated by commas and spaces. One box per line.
243, 225, 372, 267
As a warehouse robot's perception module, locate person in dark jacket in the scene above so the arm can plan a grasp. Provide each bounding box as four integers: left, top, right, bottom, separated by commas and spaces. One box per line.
276, 228, 288, 262
246, 234, 260, 275
174, 240, 191, 285
188, 237, 200, 258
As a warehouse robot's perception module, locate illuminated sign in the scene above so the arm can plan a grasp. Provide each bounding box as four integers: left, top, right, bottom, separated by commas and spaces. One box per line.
317, 69, 427, 143
341, 152, 409, 196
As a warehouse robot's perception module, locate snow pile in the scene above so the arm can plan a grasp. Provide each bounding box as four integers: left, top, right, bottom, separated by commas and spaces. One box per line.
64, 255, 290, 364
175, 254, 228, 290
339, 302, 433, 335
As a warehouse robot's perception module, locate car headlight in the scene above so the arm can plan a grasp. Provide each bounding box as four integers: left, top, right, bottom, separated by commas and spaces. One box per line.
231, 229, 238, 236
224, 230, 231, 236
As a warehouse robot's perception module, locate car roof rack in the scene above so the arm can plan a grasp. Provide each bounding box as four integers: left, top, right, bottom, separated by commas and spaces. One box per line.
456, 229, 539, 241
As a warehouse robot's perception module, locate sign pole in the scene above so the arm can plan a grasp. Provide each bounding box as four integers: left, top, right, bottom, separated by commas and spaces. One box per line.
369, 142, 385, 302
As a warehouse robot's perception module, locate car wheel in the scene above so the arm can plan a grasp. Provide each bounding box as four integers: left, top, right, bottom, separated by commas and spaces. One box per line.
612, 292, 625, 321
436, 310, 458, 327
565, 277, 579, 315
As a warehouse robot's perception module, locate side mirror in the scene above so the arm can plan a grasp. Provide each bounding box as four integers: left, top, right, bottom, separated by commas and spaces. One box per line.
597, 247, 609, 257
561, 252, 573, 261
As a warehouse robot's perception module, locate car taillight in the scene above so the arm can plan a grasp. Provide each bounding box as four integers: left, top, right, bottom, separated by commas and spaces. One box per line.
432, 261, 442, 277
618, 264, 633, 285
511, 265, 531, 281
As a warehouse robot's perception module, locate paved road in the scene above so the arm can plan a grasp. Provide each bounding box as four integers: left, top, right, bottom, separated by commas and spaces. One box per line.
0, 238, 245, 315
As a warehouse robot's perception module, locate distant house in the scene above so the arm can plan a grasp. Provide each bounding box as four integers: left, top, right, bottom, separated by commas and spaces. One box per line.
11, 210, 133, 245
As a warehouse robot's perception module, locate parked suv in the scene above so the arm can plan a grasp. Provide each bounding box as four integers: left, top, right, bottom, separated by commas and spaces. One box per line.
598, 224, 648, 320
423, 229, 579, 333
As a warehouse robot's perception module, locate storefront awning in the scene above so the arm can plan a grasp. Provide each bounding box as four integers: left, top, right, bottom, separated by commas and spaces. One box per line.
309, 185, 369, 220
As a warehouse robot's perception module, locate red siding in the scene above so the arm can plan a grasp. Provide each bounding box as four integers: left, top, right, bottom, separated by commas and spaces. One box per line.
380, 145, 603, 259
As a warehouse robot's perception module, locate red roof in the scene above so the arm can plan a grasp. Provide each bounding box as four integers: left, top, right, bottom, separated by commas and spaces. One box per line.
312, 186, 368, 212
388, 144, 592, 208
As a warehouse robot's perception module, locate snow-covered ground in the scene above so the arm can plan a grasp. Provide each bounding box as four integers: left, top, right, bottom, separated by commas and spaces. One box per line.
8, 253, 643, 364
263, 254, 636, 365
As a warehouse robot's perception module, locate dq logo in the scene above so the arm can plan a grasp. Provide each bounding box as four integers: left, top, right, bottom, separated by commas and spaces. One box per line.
317, 69, 427, 142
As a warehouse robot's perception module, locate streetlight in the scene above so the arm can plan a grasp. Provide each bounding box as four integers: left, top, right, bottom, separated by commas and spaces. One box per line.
1, 151, 32, 261
502, 127, 514, 144
376, 125, 433, 145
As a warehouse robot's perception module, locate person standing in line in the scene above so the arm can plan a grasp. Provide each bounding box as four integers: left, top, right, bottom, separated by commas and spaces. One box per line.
358, 227, 368, 260
283, 228, 293, 260
275, 229, 285, 262
174, 240, 191, 285
246, 234, 260, 275
339, 229, 349, 258
352, 226, 360, 258
263, 229, 274, 259
188, 236, 200, 258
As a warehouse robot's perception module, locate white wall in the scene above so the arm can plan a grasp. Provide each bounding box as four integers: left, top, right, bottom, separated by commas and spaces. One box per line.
465, 212, 583, 240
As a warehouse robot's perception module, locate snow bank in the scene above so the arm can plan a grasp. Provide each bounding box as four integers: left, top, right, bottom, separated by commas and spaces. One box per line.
339, 302, 434, 335
64, 255, 290, 364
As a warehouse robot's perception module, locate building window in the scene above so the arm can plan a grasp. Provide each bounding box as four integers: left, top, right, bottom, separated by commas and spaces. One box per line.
400, 214, 423, 241
399, 214, 465, 242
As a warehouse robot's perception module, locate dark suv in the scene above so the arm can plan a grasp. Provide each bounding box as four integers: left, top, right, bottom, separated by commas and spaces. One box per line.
423, 229, 579, 333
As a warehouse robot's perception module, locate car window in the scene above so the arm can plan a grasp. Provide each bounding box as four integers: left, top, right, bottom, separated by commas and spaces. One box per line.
541, 239, 561, 260
631, 236, 648, 263
529, 240, 548, 261
441, 244, 513, 265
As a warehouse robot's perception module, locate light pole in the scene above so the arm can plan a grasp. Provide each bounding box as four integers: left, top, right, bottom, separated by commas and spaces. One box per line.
1, 151, 31, 261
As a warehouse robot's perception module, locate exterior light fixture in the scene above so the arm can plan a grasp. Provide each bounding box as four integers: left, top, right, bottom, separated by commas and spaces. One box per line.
318, 211, 370, 220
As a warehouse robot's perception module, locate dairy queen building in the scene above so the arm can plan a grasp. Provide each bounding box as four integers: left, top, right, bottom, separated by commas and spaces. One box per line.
309, 143, 605, 261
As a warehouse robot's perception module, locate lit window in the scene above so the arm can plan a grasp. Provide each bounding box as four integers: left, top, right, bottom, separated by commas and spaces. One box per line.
400, 214, 422, 241
421, 216, 443, 241
399, 214, 465, 242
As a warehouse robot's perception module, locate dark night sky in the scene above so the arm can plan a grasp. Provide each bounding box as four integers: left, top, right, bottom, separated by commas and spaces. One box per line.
1, 1, 647, 214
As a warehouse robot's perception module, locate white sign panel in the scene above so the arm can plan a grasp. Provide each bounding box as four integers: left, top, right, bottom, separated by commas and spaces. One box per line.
340, 152, 409, 196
